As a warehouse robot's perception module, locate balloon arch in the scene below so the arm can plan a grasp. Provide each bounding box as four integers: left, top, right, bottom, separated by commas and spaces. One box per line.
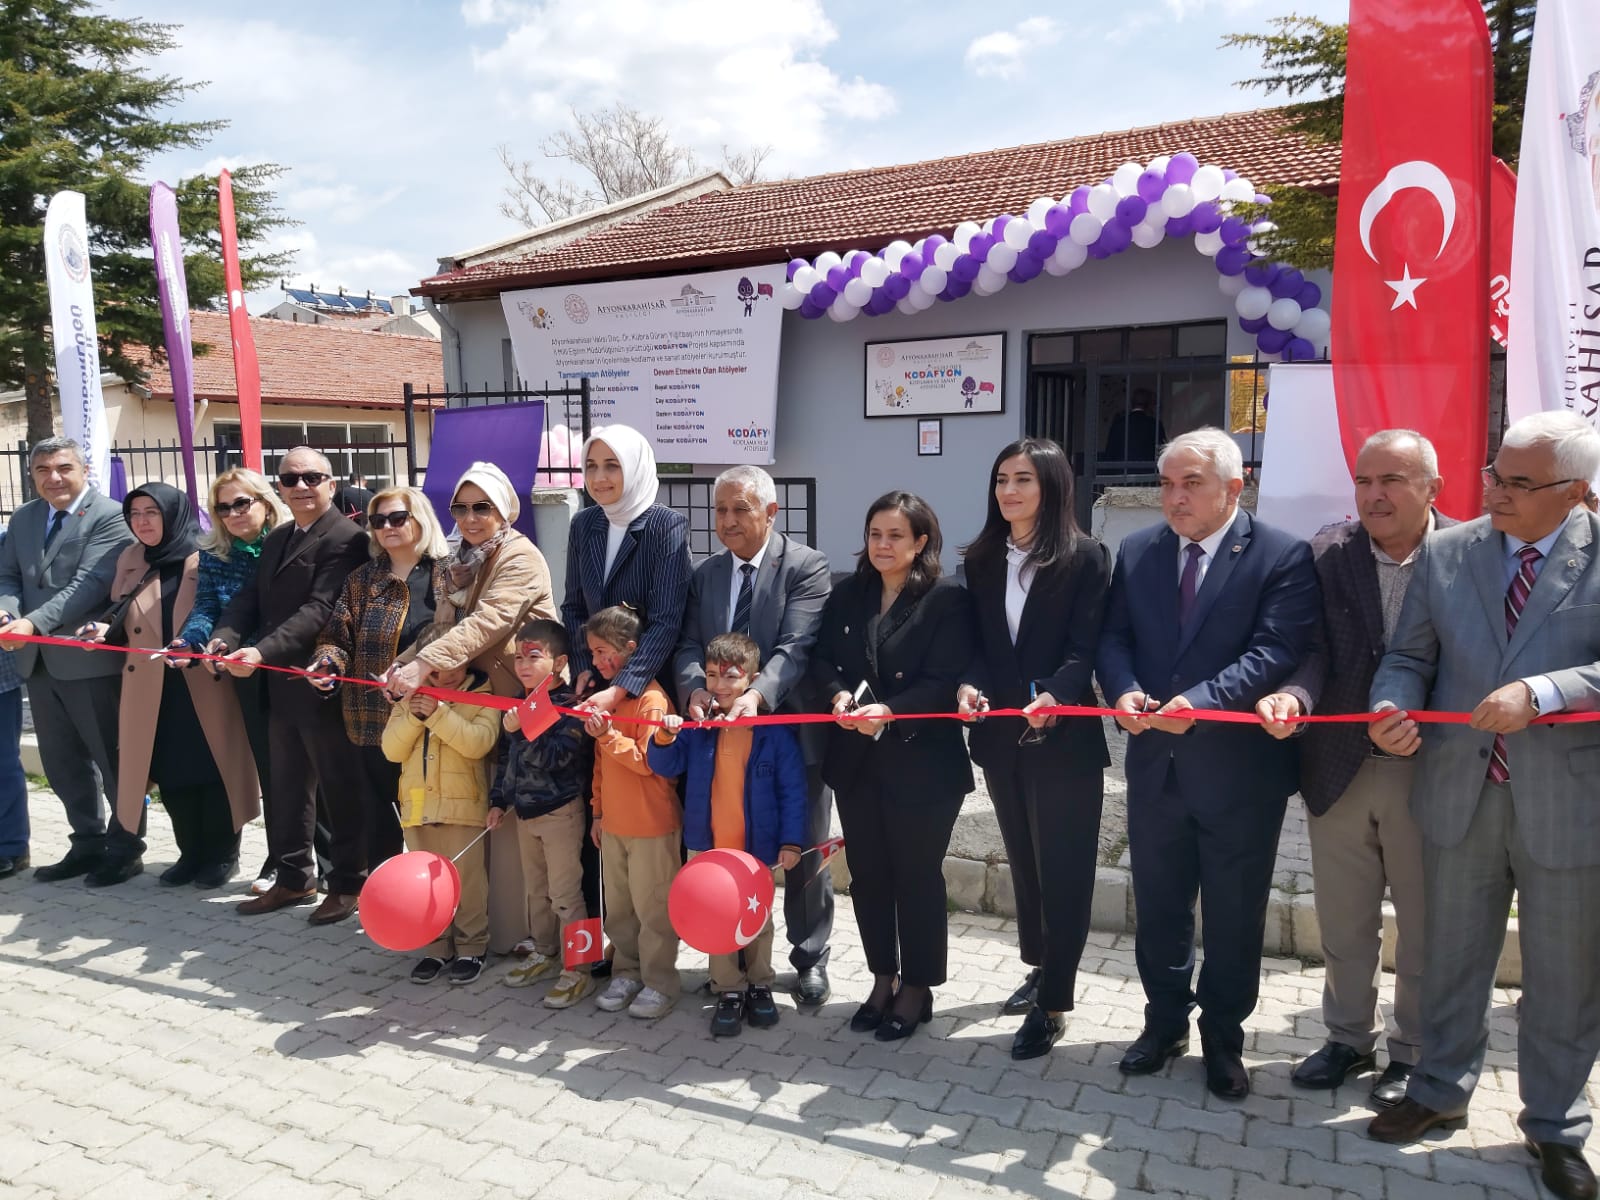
778, 152, 1332, 364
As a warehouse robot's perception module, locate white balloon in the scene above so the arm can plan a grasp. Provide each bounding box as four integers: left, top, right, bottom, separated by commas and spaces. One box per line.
911, 287, 937, 310
1053, 240, 1088, 270
1113, 162, 1144, 196
883, 240, 912, 269
1002, 217, 1034, 251
778, 283, 805, 310
1191, 164, 1225, 202
814, 250, 842, 273
859, 257, 889, 288
1235, 285, 1273, 321
827, 298, 858, 322
843, 277, 872, 307
1293, 306, 1332, 344
932, 242, 959, 271
1220, 177, 1256, 203
791, 266, 820, 292
986, 242, 1018, 272
1246, 221, 1279, 256
1147, 154, 1172, 175
953, 221, 981, 251
1130, 222, 1165, 249
1069, 212, 1103, 246
918, 265, 949, 296
896, 297, 919, 315
982, 216, 997, 234
1027, 196, 1055, 226
1087, 184, 1119, 222
1266, 297, 1302, 331
975, 263, 1007, 292
1160, 183, 1195, 218
972, 277, 997, 296
1194, 229, 1225, 256
1217, 273, 1248, 298
1042, 256, 1071, 276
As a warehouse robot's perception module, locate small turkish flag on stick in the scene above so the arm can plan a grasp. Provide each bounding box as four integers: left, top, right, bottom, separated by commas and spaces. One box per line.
516, 676, 560, 741
563, 916, 604, 970
812, 836, 845, 863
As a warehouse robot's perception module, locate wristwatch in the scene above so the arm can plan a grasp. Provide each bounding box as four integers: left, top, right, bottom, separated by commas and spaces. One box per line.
1524, 680, 1541, 714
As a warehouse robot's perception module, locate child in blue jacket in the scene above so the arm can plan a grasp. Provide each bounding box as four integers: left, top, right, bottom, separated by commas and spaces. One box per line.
648, 632, 806, 1038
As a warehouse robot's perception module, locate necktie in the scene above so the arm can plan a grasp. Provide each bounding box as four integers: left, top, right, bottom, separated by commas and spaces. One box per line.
1488, 543, 1543, 783
42, 509, 65, 551
1178, 542, 1204, 625
731, 562, 755, 635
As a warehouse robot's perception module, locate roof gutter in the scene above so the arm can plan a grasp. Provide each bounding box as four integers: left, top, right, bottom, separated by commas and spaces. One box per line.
422, 297, 465, 393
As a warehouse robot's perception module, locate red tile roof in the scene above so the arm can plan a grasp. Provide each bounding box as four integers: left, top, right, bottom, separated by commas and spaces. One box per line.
134, 311, 445, 409
417, 106, 1339, 301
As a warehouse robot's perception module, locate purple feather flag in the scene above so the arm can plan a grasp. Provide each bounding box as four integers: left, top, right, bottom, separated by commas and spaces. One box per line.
149, 183, 201, 514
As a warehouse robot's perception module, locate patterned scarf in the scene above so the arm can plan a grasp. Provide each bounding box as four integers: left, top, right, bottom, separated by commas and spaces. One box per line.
445, 527, 512, 608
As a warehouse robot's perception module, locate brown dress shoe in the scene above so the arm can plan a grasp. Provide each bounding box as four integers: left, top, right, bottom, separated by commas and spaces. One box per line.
1367, 1097, 1468, 1144
237, 883, 317, 915
1527, 1140, 1599, 1200
308, 893, 358, 926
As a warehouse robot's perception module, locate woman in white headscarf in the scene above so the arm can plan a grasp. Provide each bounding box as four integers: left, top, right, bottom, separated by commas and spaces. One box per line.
561, 424, 692, 714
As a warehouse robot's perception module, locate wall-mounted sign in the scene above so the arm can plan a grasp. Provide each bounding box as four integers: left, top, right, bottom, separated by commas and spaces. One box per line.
917, 418, 942, 456
864, 332, 1005, 418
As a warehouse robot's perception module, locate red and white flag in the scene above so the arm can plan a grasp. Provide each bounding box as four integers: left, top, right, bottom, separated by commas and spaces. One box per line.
562, 916, 604, 970
1488, 159, 1517, 351
1331, 0, 1492, 520
218, 170, 263, 473
515, 676, 560, 741
813, 835, 845, 863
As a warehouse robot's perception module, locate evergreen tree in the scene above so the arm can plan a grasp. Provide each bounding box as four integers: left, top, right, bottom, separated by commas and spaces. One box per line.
0, 0, 290, 442
1223, 2, 1535, 271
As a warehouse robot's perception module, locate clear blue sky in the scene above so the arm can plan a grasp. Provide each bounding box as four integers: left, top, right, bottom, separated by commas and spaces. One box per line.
127, 0, 1351, 306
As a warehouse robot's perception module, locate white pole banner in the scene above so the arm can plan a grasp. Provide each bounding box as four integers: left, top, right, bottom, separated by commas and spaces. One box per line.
1506, 0, 1600, 427
42, 190, 110, 487
1257, 363, 1358, 542
502, 264, 787, 464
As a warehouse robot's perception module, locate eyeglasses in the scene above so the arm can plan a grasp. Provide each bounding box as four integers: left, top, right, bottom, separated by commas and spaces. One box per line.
1481, 467, 1582, 495
279, 472, 330, 488
370, 511, 412, 529
214, 497, 258, 516
449, 501, 498, 519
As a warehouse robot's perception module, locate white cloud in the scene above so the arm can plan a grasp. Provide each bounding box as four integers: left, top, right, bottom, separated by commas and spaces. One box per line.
964, 16, 1062, 80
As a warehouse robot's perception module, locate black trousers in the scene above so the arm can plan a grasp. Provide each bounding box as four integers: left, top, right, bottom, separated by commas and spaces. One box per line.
238, 674, 332, 881
984, 764, 1104, 1012
266, 706, 373, 895
28, 671, 143, 859
162, 783, 240, 867
1128, 762, 1286, 1054
783, 764, 835, 970
357, 744, 404, 866
835, 755, 961, 987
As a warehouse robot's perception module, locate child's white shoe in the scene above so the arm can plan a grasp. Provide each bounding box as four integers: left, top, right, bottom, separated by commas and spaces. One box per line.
628, 987, 674, 1019
596, 977, 643, 1012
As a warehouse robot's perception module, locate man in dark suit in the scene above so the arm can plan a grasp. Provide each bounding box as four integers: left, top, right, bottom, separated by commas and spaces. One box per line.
674, 466, 835, 1004
1097, 427, 1319, 1099
210, 446, 369, 923
0, 437, 137, 885
1257, 429, 1449, 1108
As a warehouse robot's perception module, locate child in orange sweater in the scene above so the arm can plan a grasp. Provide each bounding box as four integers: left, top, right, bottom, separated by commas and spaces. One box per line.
580, 605, 681, 1019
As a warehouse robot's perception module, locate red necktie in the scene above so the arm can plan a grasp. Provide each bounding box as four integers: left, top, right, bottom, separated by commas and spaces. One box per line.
1487, 544, 1543, 783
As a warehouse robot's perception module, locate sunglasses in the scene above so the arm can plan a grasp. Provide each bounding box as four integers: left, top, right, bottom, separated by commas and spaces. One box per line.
449, 501, 499, 519
370, 511, 412, 529
214, 497, 259, 516
279, 472, 330, 488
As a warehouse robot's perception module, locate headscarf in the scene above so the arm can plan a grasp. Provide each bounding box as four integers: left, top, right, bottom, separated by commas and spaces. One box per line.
446, 463, 520, 608
582, 424, 658, 529
123, 483, 201, 569
452, 461, 520, 524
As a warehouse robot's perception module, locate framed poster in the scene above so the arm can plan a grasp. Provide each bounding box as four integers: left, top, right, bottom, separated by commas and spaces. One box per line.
917, 418, 942, 456
864, 332, 1006, 417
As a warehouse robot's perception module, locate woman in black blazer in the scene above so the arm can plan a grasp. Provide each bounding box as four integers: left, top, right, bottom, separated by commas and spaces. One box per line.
810, 491, 975, 1041
957, 437, 1110, 1061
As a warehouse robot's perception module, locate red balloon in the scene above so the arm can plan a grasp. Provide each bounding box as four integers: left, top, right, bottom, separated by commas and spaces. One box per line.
361, 851, 461, 952
669, 848, 776, 955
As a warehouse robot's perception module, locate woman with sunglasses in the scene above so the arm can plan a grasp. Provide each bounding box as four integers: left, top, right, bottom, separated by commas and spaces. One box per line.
308, 487, 450, 865
956, 438, 1111, 1061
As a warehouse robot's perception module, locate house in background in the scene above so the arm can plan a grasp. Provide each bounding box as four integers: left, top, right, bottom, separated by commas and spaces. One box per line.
262, 285, 441, 339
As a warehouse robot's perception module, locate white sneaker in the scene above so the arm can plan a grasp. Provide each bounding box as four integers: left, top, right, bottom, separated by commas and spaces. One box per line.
596, 977, 643, 1012
628, 986, 674, 1019
511, 937, 538, 957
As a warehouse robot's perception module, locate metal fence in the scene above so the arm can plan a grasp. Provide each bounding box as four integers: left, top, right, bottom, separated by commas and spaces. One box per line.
659, 476, 818, 560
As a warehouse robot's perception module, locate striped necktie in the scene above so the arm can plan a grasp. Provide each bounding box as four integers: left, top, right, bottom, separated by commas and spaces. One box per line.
1488, 543, 1543, 783
731, 562, 755, 635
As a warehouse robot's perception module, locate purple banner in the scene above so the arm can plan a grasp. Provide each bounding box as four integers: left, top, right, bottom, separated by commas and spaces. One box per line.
108, 457, 127, 502
149, 182, 200, 512
421, 402, 546, 545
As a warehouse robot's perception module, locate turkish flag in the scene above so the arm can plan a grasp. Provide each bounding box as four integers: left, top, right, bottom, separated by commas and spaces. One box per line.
516, 676, 560, 741
1487, 159, 1516, 351
562, 916, 604, 970
814, 835, 846, 863
1331, 0, 1492, 520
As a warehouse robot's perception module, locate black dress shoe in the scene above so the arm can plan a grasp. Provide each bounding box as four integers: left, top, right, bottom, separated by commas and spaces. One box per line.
1002, 967, 1041, 1016
1369, 1060, 1413, 1109
745, 986, 779, 1028
1291, 1041, 1377, 1089
191, 859, 238, 890
1119, 1027, 1190, 1075
85, 857, 144, 888
159, 859, 201, 887
1527, 1139, 1599, 1200
794, 964, 830, 1007
875, 990, 933, 1043
850, 1000, 887, 1033
1011, 1005, 1064, 1061
0, 853, 29, 879
1201, 1038, 1250, 1100
1367, 1097, 1468, 1143
34, 850, 99, 882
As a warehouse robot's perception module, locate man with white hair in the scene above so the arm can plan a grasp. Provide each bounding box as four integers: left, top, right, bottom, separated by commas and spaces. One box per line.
1366, 411, 1600, 1200
1097, 427, 1319, 1099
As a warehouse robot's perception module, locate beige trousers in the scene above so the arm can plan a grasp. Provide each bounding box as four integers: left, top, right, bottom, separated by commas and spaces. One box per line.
403, 823, 489, 959
1307, 756, 1425, 1064
601, 830, 681, 998
514, 801, 588, 958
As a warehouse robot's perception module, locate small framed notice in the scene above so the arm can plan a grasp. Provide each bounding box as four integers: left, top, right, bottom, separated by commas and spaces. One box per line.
917, 418, 942, 457
865, 332, 1006, 417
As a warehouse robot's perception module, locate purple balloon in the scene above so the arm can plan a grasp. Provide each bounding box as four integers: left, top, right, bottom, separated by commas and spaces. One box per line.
1244, 262, 1278, 288
1296, 281, 1323, 310
1220, 216, 1251, 246
1254, 193, 1272, 205
1282, 337, 1317, 362
798, 299, 822, 319
969, 233, 995, 259
870, 291, 897, 316
946, 277, 972, 299
1137, 169, 1167, 203
1027, 230, 1058, 259
1190, 202, 1222, 235
952, 254, 981, 283
1088, 243, 1112, 260
1044, 204, 1073, 238
1166, 153, 1199, 185
884, 273, 912, 301
1215, 245, 1251, 276
809, 281, 836, 307
826, 266, 849, 291
1269, 267, 1306, 300
1015, 250, 1044, 281
1165, 213, 1194, 238
1256, 327, 1292, 354
846, 251, 868, 276
1239, 315, 1269, 334
1223, 168, 1239, 182
1098, 221, 1132, 254
1067, 186, 1091, 215
920, 236, 947, 263
787, 257, 808, 281
1115, 195, 1148, 226
900, 253, 926, 280
992, 214, 1014, 240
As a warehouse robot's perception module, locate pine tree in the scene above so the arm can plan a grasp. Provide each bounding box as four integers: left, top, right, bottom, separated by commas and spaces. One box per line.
0, 0, 291, 442
1223, 2, 1535, 271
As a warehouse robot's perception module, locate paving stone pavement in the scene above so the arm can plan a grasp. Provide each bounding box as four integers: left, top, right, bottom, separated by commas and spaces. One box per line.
2, 787, 1595, 1199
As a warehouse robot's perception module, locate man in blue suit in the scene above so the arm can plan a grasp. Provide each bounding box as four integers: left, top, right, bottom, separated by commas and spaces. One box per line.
1097, 428, 1319, 1099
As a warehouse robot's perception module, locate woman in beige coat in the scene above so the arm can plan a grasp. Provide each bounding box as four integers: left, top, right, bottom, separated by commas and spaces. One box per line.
80, 484, 261, 888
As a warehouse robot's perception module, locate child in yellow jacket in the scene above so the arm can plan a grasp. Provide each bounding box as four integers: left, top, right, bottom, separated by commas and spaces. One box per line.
381, 623, 502, 985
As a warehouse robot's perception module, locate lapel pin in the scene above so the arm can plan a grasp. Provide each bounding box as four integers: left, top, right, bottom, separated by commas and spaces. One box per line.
1231, 545, 1242, 554
1569, 559, 1578, 568
844, 625, 850, 635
